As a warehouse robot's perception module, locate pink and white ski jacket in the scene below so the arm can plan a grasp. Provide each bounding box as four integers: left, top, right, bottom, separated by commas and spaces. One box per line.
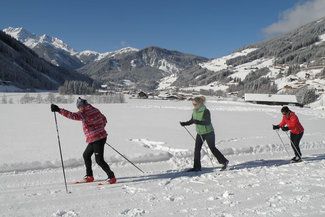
59, 104, 108, 143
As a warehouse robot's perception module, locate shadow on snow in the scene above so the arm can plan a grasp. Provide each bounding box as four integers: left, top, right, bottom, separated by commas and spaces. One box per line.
114, 153, 325, 185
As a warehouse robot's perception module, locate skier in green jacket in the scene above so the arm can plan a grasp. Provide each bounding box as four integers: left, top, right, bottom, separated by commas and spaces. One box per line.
180, 96, 229, 172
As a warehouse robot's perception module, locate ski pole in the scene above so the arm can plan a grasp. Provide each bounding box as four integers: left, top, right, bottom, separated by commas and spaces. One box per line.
182, 125, 214, 167
53, 112, 70, 194
106, 143, 145, 174
199, 134, 215, 167
284, 131, 302, 159
274, 129, 290, 157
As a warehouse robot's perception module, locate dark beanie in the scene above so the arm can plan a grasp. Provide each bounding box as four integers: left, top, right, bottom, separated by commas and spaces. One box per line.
76, 97, 88, 109
281, 106, 290, 113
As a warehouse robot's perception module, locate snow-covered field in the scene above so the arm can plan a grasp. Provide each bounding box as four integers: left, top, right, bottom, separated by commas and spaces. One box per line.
1, 97, 325, 217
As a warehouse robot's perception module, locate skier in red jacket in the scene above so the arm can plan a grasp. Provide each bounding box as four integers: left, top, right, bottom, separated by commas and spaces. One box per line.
51, 97, 116, 184
273, 106, 304, 162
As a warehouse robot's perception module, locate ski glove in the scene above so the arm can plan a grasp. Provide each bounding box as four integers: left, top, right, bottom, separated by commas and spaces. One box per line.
273, 125, 280, 130
180, 122, 188, 127
281, 126, 289, 132
51, 104, 60, 112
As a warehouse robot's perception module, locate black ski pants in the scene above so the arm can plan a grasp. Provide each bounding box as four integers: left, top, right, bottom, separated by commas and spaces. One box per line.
83, 137, 115, 178
194, 132, 228, 169
290, 132, 303, 158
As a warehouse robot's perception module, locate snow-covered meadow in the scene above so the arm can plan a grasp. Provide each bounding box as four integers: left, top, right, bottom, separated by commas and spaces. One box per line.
1, 96, 325, 217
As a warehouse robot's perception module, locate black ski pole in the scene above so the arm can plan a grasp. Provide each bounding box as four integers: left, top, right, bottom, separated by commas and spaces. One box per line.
106, 143, 145, 174
182, 125, 214, 167
284, 131, 302, 159
199, 134, 215, 167
274, 129, 290, 156
53, 112, 70, 194
182, 124, 196, 141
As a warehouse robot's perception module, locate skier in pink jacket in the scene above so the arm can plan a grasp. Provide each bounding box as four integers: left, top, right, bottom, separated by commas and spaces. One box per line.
51, 97, 116, 184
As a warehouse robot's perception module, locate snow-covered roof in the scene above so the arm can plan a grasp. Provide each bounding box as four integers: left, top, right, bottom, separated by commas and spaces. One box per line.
244, 94, 298, 103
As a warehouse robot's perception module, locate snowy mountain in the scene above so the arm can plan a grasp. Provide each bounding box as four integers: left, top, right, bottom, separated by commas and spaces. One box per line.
163, 17, 325, 99
3, 27, 76, 54
76, 47, 139, 64
0, 30, 91, 90
2, 27, 139, 70
3, 27, 208, 90
3, 27, 84, 69
78, 46, 208, 90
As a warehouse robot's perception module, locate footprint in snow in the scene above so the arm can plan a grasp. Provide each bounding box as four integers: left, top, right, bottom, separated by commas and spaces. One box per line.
120, 208, 147, 217
24, 192, 42, 197
122, 185, 146, 195
52, 210, 78, 217
163, 195, 184, 202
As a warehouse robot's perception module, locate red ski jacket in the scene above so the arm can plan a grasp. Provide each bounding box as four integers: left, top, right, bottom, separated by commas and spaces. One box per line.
278, 112, 304, 134
59, 104, 108, 143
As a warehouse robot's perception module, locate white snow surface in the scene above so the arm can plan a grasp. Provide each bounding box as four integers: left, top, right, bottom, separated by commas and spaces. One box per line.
230, 58, 274, 80
1, 97, 325, 216
319, 33, 325, 42
199, 48, 258, 72
157, 59, 181, 74
157, 74, 178, 90
316, 33, 325, 45
309, 94, 325, 110
181, 82, 229, 92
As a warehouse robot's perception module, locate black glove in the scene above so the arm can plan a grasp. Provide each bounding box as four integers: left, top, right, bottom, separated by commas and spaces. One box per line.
281, 126, 289, 131
273, 125, 280, 130
51, 104, 60, 112
180, 121, 187, 127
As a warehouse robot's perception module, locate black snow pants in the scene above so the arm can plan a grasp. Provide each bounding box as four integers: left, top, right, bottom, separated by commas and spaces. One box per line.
194, 132, 228, 169
83, 137, 115, 178
290, 132, 303, 158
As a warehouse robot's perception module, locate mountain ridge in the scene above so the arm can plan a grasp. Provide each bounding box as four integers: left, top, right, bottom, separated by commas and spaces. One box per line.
0, 30, 91, 91
77, 46, 208, 90
169, 17, 325, 97
3, 27, 140, 70
4, 18, 325, 94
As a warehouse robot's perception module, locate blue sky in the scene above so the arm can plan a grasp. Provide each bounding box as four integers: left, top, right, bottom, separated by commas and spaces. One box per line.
1, 0, 324, 58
